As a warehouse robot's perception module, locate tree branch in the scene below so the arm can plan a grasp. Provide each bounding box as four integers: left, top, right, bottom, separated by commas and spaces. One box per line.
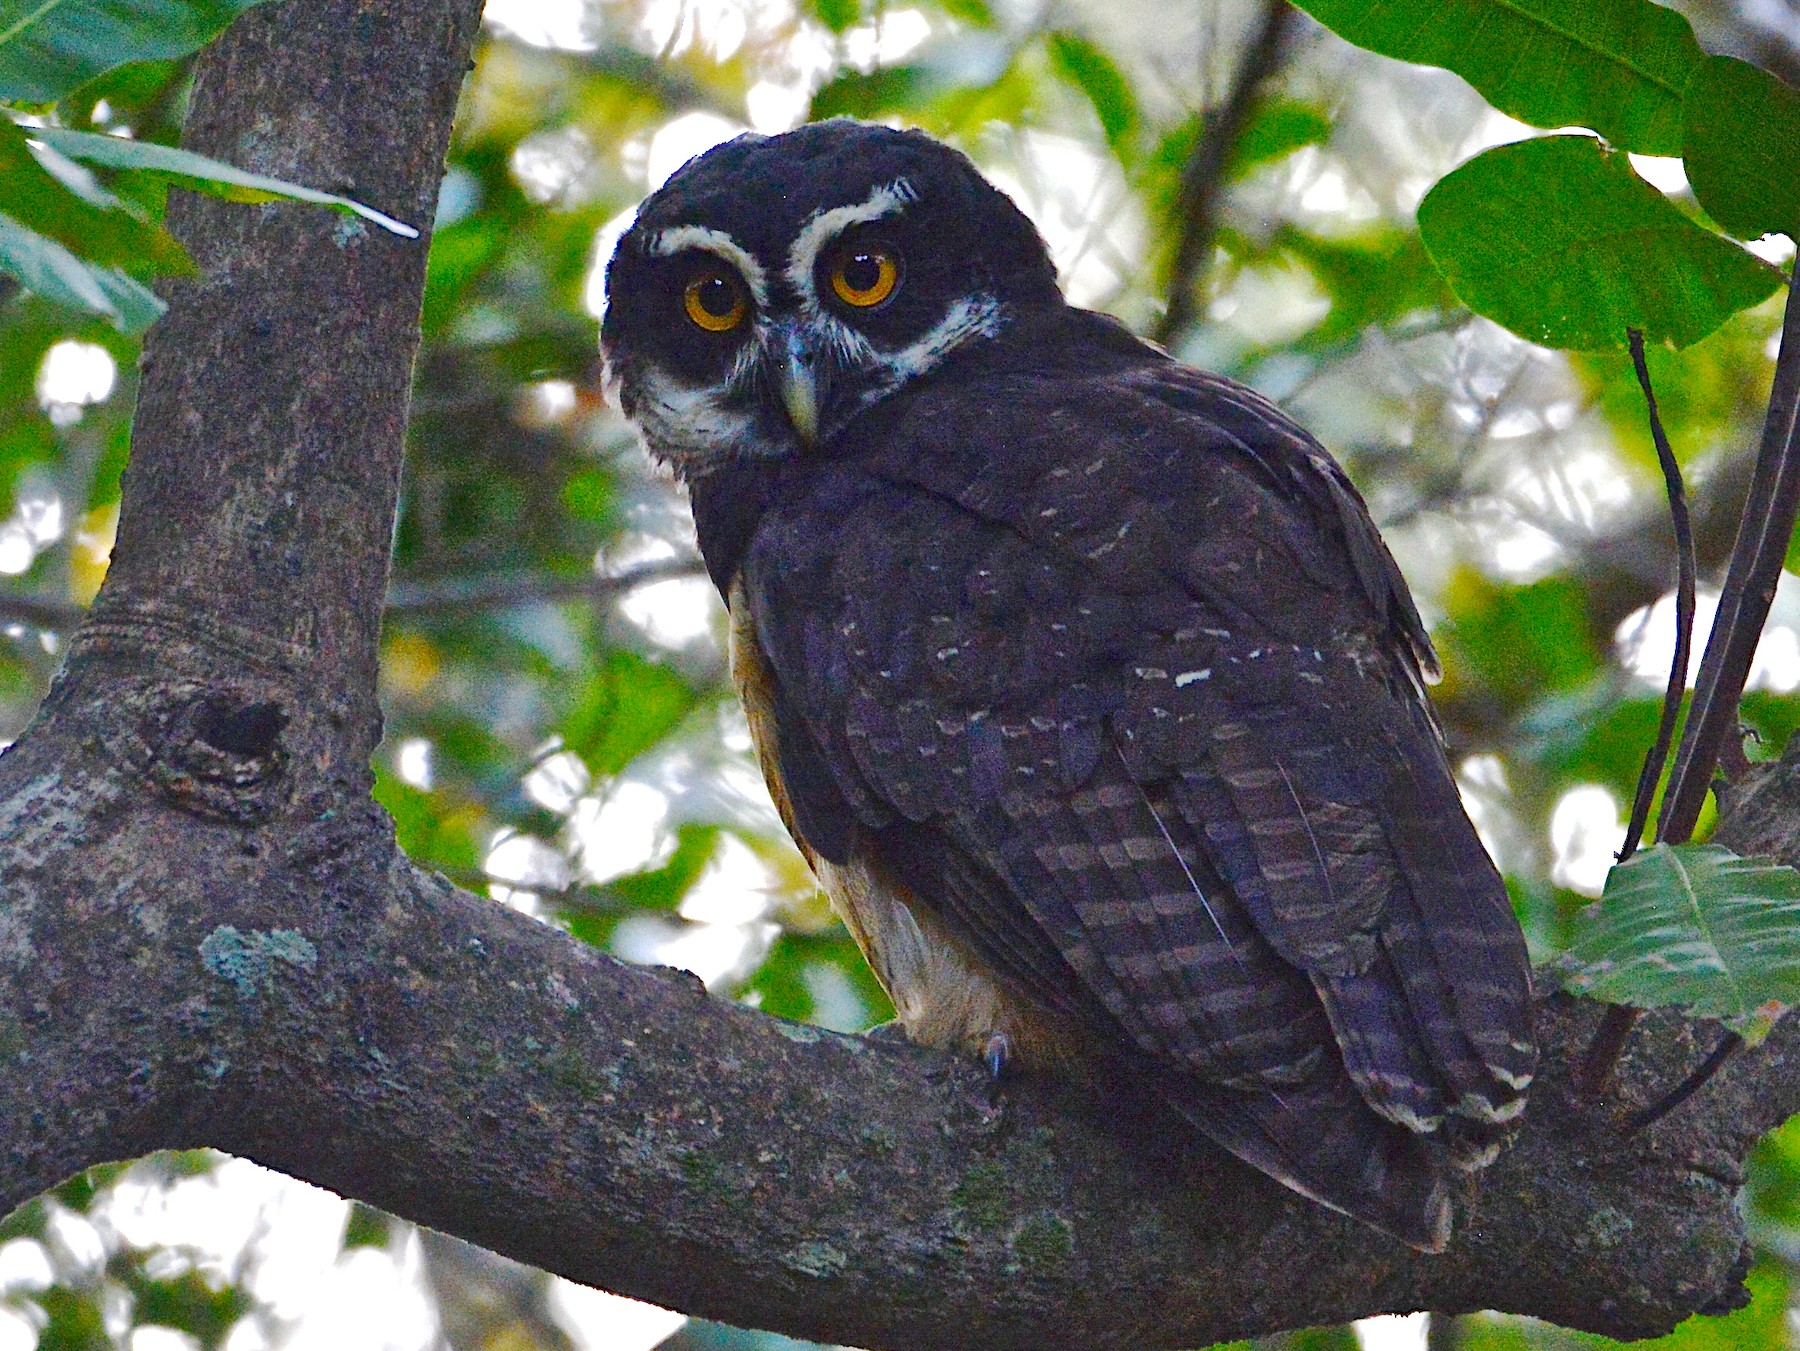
1152, 0, 1296, 347
1660, 261, 1800, 842
0, 766, 1783, 1349
0, 557, 708, 634
384, 556, 704, 615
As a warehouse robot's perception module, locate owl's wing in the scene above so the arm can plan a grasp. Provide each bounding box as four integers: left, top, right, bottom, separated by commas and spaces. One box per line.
740, 356, 1532, 1247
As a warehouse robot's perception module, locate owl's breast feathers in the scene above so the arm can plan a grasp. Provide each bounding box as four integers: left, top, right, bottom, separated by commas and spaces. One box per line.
695, 328, 1534, 1252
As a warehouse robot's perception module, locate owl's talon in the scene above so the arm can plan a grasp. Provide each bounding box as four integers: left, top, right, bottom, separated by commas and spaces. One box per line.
984, 1032, 1012, 1081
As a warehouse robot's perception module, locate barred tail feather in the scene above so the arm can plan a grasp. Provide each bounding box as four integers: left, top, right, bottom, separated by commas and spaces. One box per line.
1378, 721, 1535, 1123
1154, 1062, 1452, 1253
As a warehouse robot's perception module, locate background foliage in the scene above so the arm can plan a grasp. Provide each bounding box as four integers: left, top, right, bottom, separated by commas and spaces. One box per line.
1, 0, 1798, 1348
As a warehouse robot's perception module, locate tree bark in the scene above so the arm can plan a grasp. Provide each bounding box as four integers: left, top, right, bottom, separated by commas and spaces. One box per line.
0, 2, 1793, 1349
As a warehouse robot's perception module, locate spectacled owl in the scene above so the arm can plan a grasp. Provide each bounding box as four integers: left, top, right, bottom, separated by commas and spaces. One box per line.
600, 119, 1535, 1252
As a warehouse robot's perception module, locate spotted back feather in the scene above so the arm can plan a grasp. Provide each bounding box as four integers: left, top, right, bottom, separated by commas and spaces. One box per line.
689, 305, 1533, 1250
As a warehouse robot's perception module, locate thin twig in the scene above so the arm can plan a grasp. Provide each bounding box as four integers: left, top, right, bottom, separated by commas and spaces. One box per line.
384, 555, 705, 615
0, 594, 82, 631
1580, 1005, 1639, 1098
1153, 0, 1296, 347
1623, 1031, 1744, 1134
1584, 259, 1800, 1099
1617, 329, 1695, 862
0, 556, 708, 633
1658, 260, 1800, 844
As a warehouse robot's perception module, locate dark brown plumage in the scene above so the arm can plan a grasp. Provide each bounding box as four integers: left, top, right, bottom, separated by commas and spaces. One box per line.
601, 119, 1535, 1251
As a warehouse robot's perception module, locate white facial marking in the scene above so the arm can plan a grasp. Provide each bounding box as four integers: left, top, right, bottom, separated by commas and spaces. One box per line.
868, 292, 1003, 389
647, 224, 769, 308
783, 178, 917, 308
631, 366, 761, 469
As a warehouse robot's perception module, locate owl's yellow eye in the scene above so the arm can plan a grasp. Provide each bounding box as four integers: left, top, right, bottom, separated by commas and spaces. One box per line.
683, 270, 747, 333
829, 245, 899, 308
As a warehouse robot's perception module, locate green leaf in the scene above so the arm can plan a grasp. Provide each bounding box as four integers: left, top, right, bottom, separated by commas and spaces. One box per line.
31, 126, 420, 237
1271, 224, 1451, 347
560, 465, 613, 525
1046, 31, 1140, 160
1554, 844, 1800, 1044
1291, 0, 1702, 155
341, 1200, 394, 1250
1437, 571, 1601, 710
1682, 55, 1800, 242
0, 210, 163, 332
0, 0, 274, 104
1230, 98, 1332, 180
743, 929, 893, 1030
809, 65, 926, 121
935, 0, 994, 25
0, 116, 190, 270
560, 650, 693, 776
1418, 134, 1782, 351
809, 0, 859, 35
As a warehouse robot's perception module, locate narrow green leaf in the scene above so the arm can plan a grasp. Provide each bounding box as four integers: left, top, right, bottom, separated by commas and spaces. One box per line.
1683, 55, 1800, 242
1292, 0, 1702, 155
1230, 98, 1332, 180
935, 0, 994, 25
31, 126, 420, 238
1554, 843, 1800, 1044
0, 210, 163, 332
1045, 31, 1140, 160
0, 116, 190, 270
0, 0, 273, 104
1418, 134, 1782, 351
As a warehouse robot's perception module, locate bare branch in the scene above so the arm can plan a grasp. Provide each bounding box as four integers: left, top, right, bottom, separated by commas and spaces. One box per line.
384, 557, 705, 615
0, 557, 708, 635
0, 721, 1786, 1349
1661, 261, 1800, 842
1153, 0, 1296, 347
1619, 327, 1696, 863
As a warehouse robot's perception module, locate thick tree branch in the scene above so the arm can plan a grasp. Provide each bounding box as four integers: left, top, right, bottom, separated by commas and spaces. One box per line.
0, 2, 1794, 1349
0, 765, 1783, 1349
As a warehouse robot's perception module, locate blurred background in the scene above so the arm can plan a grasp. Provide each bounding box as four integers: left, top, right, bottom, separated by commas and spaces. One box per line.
3, 0, 1800, 1346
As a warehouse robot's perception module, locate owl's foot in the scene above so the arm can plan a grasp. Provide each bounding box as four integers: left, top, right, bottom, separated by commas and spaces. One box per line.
863, 1019, 911, 1045
984, 1031, 1012, 1081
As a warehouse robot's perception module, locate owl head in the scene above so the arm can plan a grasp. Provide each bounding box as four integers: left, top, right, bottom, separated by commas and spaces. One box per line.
601, 119, 1061, 476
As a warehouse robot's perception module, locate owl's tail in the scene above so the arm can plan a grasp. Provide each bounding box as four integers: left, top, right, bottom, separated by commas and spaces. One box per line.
1155, 1063, 1452, 1253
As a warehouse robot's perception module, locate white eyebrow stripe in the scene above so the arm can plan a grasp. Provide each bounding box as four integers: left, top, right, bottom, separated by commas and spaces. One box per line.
647, 224, 769, 308
784, 177, 917, 308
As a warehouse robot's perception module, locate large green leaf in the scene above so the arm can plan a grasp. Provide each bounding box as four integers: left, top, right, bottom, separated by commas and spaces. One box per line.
0, 116, 190, 270
0, 209, 162, 331
1418, 134, 1782, 351
0, 0, 273, 104
1292, 0, 1701, 155
1682, 55, 1800, 242
1554, 844, 1800, 1044
32, 126, 419, 237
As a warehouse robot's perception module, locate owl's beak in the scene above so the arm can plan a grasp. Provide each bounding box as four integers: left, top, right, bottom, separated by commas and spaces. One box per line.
772, 326, 820, 445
